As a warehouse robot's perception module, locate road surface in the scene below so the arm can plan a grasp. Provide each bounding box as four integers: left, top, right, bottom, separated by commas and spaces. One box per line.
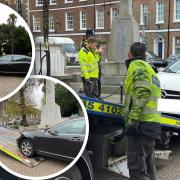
94, 135, 180, 180
0, 76, 24, 98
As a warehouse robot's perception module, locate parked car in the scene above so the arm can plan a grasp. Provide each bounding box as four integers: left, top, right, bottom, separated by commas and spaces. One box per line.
35, 36, 78, 63
158, 60, 180, 99
166, 55, 180, 65
146, 51, 168, 68
17, 117, 86, 161
0, 54, 31, 75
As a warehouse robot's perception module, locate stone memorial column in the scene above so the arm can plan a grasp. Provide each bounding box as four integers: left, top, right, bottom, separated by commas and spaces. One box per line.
40, 80, 62, 128
101, 0, 139, 93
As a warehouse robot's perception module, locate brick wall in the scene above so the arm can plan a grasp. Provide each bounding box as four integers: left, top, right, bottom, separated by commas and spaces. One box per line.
0, 0, 29, 23
133, 0, 180, 58
29, 0, 119, 47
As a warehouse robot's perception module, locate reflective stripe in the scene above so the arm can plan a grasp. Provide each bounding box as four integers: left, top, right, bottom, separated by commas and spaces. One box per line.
142, 108, 161, 115
81, 61, 98, 67
134, 80, 150, 88
160, 116, 177, 126
81, 62, 87, 66
88, 67, 99, 73
81, 70, 89, 74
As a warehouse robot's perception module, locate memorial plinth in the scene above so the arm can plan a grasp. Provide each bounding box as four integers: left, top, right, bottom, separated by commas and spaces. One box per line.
39, 80, 62, 128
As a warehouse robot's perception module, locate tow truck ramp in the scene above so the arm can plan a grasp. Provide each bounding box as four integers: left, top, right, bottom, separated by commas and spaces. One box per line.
108, 150, 172, 178
0, 126, 45, 168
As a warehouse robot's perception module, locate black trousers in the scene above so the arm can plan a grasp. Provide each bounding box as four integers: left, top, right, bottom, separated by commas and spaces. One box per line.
82, 77, 99, 98
128, 135, 156, 180
97, 63, 101, 98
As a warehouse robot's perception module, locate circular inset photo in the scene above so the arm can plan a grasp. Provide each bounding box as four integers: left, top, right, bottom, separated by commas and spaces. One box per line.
0, 3, 34, 101
0, 76, 89, 180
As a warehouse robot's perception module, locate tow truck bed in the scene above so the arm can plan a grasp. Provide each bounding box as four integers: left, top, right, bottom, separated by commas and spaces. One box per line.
80, 96, 180, 129
0, 126, 45, 167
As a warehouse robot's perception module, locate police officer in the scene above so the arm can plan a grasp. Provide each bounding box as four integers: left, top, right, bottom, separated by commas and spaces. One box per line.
124, 42, 161, 180
81, 28, 94, 48
78, 37, 99, 98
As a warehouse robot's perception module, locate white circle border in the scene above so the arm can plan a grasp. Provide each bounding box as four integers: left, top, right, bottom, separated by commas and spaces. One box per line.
0, 75, 90, 180
0, 3, 35, 103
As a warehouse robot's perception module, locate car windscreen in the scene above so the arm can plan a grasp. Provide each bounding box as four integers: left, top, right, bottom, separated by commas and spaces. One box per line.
53, 118, 86, 135
165, 60, 180, 73
63, 44, 77, 53
0, 55, 31, 62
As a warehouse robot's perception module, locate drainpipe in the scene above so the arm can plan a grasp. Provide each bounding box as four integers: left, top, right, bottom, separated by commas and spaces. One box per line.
167, 0, 171, 57
94, 0, 96, 35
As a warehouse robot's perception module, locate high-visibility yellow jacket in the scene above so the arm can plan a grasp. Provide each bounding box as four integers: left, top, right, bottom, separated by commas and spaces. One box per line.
78, 47, 99, 79
124, 59, 161, 126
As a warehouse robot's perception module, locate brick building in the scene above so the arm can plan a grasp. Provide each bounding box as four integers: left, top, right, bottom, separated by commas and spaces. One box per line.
29, 0, 119, 47
133, 0, 180, 59
0, 0, 30, 23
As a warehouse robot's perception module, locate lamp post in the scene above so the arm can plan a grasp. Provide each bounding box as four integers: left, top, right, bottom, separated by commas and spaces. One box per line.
43, 0, 49, 43
43, 0, 51, 76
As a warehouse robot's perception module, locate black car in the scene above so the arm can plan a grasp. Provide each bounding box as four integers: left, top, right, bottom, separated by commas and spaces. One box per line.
0, 54, 31, 75
146, 51, 168, 68
17, 117, 86, 161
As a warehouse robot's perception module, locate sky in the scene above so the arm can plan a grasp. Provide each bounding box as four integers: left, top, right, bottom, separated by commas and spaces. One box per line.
0, 3, 27, 29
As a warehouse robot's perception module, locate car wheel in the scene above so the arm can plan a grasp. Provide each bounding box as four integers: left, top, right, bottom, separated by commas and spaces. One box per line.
20, 139, 35, 158
54, 166, 82, 180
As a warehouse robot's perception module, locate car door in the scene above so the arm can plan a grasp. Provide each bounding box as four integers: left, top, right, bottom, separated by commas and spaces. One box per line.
48, 119, 85, 159
32, 129, 64, 155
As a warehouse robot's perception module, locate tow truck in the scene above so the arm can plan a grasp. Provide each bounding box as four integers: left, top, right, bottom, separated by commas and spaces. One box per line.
0, 93, 178, 180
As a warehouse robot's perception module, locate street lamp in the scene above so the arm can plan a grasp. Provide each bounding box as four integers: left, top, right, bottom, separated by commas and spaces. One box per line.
43, 0, 51, 76
43, 0, 49, 44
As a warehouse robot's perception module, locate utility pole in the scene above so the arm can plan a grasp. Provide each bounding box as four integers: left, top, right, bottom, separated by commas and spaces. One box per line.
167, 0, 171, 58
43, 0, 51, 76
94, 0, 96, 35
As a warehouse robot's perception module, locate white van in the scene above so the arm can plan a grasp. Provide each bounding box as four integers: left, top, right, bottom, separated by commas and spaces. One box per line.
35, 36, 78, 63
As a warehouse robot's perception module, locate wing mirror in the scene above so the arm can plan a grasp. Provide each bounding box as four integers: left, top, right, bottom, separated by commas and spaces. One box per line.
48, 130, 58, 136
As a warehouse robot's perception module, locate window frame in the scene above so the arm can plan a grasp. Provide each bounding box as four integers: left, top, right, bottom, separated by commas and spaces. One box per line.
80, 10, 87, 30
156, 1, 165, 24
49, 16, 55, 32
140, 4, 148, 25
110, 7, 118, 26
32, 16, 41, 32
174, 0, 180, 22
65, 12, 74, 31
65, 0, 73, 4
36, 0, 43, 7
96, 9, 104, 29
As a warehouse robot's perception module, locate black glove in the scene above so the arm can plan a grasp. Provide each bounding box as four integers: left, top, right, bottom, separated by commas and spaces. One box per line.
125, 120, 140, 136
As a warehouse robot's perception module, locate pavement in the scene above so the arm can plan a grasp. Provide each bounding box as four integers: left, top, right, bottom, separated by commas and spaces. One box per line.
0, 76, 24, 98
0, 152, 67, 177
94, 135, 180, 180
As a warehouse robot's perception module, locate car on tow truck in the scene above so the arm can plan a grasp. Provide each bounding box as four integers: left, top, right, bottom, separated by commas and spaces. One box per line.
17, 117, 86, 161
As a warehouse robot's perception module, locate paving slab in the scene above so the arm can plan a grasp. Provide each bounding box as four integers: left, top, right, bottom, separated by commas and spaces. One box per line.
0, 76, 23, 98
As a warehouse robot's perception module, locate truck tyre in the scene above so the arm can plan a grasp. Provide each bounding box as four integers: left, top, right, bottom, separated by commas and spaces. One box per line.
54, 165, 82, 180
